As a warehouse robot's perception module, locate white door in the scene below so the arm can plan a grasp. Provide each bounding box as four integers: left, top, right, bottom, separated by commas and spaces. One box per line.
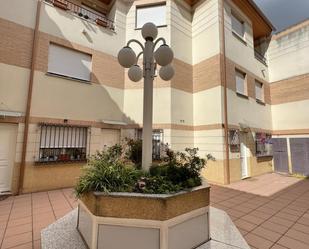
100, 129, 120, 150
0, 124, 17, 193
240, 133, 249, 179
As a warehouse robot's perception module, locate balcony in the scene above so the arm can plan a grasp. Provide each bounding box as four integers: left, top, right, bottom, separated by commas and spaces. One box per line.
254, 49, 268, 66
45, 0, 115, 31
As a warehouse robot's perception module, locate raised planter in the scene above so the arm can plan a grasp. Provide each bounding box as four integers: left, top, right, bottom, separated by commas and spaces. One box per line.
77, 185, 210, 249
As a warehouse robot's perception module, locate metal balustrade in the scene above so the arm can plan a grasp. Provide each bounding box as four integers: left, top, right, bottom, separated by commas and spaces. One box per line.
45, 0, 115, 31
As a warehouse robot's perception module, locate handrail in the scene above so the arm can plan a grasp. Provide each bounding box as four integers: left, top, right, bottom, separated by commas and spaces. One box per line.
254, 49, 268, 66
45, 0, 115, 31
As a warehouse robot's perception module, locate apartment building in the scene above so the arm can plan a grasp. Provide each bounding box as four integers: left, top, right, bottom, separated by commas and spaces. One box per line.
0, 0, 308, 194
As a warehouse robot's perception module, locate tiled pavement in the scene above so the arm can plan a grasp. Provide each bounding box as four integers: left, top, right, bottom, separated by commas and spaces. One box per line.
211, 174, 309, 249
0, 189, 77, 249
0, 173, 309, 249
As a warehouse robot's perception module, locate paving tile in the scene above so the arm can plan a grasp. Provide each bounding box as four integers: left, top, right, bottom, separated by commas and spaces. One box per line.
7, 216, 32, 228
249, 210, 273, 220
241, 215, 266, 225
260, 221, 290, 234
251, 226, 282, 242
8, 242, 33, 249
270, 243, 289, 249
227, 208, 247, 218
277, 235, 309, 249
54, 208, 72, 219
285, 229, 309, 245
279, 208, 304, 217
297, 217, 309, 226
234, 218, 257, 232
1, 231, 32, 249
245, 233, 274, 249
268, 216, 294, 228
274, 212, 299, 222
34, 239, 41, 249
4, 223, 32, 237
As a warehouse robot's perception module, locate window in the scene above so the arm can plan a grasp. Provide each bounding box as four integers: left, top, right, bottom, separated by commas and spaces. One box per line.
256, 133, 273, 157
48, 43, 92, 81
235, 69, 247, 96
255, 80, 264, 102
136, 4, 166, 29
231, 12, 245, 38
38, 124, 88, 163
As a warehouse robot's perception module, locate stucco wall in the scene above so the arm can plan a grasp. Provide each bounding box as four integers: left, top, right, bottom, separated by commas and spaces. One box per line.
268, 24, 309, 82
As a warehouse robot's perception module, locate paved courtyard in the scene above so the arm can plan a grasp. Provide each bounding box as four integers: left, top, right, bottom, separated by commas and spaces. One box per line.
0, 173, 309, 249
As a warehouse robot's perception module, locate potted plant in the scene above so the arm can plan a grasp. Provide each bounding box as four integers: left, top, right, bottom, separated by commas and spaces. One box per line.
96, 18, 109, 28
75, 143, 213, 249
53, 0, 68, 10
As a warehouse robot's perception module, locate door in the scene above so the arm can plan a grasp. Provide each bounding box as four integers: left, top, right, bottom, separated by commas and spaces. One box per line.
240, 133, 249, 179
100, 129, 120, 150
0, 124, 17, 193
272, 138, 289, 173
290, 138, 309, 176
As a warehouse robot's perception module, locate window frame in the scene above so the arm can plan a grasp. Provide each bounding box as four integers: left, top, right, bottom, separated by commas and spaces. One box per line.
231, 11, 246, 42
36, 123, 89, 164
235, 69, 248, 97
135, 3, 167, 29
47, 43, 92, 83
255, 80, 265, 103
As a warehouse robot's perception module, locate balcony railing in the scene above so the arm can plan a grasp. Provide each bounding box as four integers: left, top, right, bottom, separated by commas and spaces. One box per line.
45, 0, 115, 31
254, 49, 268, 66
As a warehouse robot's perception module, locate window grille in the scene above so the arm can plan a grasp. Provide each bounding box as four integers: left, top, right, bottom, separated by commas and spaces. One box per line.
37, 124, 88, 163
135, 129, 164, 160
256, 133, 273, 157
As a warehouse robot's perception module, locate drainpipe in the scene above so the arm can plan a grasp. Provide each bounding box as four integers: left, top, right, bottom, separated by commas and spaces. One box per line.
18, 0, 42, 194
220, 0, 230, 185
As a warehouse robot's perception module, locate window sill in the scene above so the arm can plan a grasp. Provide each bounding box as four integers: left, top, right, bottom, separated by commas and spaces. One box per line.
35, 159, 87, 166
46, 72, 91, 84
232, 31, 247, 46
256, 99, 266, 105
236, 92, 249, 99
135, 24, 167, 30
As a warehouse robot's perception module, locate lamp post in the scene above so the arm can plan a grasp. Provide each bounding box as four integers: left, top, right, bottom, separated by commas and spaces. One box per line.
118, 23, 174, 171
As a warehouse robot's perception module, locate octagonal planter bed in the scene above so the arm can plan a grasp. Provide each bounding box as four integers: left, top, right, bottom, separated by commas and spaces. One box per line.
77, 185, 210, 249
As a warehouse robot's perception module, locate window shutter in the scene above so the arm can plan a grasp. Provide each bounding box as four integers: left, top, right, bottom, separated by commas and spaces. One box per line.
236, 70, 245, 94
48, 44, 92, 81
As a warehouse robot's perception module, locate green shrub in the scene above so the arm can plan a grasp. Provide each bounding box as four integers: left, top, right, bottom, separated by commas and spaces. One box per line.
125, 138, 142, 168
75, 141, 212, 197
75, 145, 143, 197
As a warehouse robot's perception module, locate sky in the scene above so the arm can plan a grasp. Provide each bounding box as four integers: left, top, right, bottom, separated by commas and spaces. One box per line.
253, 0, 309, 32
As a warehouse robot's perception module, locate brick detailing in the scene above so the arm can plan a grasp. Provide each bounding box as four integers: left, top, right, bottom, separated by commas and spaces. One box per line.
270, 73, 309, 105
0, 17, 34, 69
193, 54, 222, 93
35, 32, 125, 89
225, 57, 271, 104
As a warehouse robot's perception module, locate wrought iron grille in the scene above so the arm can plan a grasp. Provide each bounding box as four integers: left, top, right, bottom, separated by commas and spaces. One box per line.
37, 124, 88, 163
44, 0, 115, 31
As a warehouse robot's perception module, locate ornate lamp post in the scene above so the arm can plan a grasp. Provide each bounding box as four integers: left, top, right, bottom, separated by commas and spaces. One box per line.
118, 23, 174, 171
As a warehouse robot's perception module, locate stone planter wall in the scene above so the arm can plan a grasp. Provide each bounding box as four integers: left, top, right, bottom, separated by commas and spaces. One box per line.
77, 185, 210, 249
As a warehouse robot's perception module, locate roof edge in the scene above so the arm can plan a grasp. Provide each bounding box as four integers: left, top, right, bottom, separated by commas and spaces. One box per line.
247, 0, 276, 31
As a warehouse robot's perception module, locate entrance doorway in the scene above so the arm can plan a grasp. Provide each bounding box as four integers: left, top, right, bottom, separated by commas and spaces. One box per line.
240, 133, 249, 179
0, 124, 17, 193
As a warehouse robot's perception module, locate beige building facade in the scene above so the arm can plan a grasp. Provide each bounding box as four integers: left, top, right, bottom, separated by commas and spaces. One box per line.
0, 0, 308, 194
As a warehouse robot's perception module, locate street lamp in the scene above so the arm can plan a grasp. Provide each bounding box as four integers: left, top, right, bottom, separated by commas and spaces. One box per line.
118, 22, 174, 171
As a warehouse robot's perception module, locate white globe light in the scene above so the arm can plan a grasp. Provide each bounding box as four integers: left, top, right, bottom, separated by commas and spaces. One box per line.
159, 64, 175, 81
142, 22, 158, 40
118, 46, 136, 68
155, 44, 174, 66
128, 65, 143, 82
